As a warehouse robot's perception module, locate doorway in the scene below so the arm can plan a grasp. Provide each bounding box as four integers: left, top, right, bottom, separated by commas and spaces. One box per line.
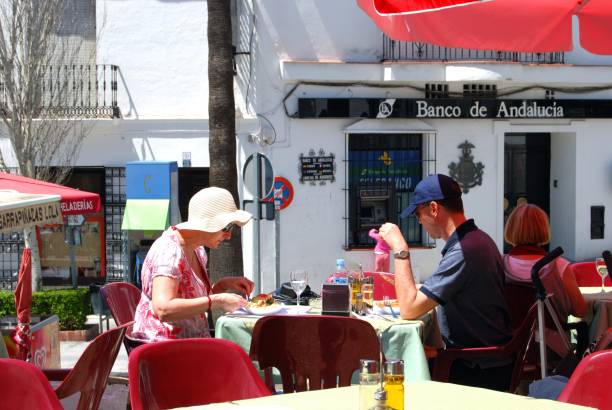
504, 133, 551, 250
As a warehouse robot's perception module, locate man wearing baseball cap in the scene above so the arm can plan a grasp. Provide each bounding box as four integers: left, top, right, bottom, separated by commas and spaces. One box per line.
379, 174, 512, 391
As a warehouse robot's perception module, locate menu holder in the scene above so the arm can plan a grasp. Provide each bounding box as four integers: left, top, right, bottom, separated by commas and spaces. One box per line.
321, 284, 351, 317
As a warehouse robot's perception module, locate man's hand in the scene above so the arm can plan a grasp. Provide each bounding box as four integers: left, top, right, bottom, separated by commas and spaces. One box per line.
379, 222, 410, 252
212, 276, 255, 297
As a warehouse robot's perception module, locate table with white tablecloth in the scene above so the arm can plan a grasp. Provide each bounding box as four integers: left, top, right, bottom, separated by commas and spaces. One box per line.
175, 382, 594, 410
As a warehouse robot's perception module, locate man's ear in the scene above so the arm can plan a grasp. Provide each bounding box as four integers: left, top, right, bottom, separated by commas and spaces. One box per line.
429, 200, 440, 216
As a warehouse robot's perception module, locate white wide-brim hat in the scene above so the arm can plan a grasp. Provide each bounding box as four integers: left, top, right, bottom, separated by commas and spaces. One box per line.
175, 187, 252, 232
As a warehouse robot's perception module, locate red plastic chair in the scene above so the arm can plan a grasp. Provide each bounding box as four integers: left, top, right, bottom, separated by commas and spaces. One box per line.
0, 358, 63, 410
569, 261, 612, 287
557, 349, 612, 408
250, 315, 381, 393
100, 282, 144, 353
129, 338, 270, 410
42, 322, 129, 410
431, 303, 538, 393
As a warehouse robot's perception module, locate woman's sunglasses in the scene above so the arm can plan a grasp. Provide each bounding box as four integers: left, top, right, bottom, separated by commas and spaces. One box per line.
221, 223, 236, 233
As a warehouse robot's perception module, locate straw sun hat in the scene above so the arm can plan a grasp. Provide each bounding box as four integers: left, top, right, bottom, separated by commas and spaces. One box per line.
175, 187, 252, 232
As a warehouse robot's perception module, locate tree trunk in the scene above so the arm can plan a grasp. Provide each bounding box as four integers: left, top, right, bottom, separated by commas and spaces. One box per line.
207, 0, 244, 282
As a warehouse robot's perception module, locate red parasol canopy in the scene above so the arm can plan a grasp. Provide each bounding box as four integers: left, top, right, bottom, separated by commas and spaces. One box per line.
357, 0, 612, 54
0, 172, 100, 216
12, 248, 32, 361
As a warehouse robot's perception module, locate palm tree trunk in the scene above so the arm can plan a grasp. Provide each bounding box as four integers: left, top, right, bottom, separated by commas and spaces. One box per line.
207, 0, 244, 282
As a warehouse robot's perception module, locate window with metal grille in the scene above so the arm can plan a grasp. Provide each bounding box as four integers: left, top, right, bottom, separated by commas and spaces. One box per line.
345, 133, 436, 249
425, 83, 449, 99
0, 232, 24, 291
463, 84, 497, 98
104, 167, 127, 282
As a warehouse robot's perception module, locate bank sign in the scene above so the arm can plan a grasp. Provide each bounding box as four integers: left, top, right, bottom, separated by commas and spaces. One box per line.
298, 98, 612, 119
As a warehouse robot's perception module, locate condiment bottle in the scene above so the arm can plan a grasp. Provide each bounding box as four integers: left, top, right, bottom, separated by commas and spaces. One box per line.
383, 360, 404, 410
359, 359, 381, 410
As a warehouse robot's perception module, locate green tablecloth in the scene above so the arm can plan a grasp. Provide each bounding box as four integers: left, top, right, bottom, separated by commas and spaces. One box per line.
215, 312, 434, 383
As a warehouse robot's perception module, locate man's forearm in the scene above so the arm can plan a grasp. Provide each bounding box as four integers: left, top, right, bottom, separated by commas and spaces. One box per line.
394, 258, 419, 318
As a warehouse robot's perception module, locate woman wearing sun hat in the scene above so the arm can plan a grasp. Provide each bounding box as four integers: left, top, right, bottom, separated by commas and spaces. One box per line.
132, 187, 254, 341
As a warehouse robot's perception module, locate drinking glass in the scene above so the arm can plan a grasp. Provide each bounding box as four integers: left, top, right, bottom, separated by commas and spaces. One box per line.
290, 270, 308, 306
361, 277, 374, 307
595, 258, 608, 293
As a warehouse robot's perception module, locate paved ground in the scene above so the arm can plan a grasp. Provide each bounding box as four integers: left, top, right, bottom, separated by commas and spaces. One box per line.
58, 316, 129, 410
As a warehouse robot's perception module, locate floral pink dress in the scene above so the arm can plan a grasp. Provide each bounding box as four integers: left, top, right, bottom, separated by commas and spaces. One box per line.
132, 227, 212, 341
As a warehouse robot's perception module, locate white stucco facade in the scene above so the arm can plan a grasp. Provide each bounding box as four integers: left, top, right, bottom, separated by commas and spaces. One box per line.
4, 0, 611, 291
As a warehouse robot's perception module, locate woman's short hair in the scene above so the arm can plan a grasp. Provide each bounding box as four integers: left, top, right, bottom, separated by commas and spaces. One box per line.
504, 204, 551, 246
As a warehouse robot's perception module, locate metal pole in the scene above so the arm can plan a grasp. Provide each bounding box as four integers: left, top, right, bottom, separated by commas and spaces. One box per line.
253, 154, 261, 295
68, 228, 78, 288
537, 301, 547, 379
275, 205, 280, 290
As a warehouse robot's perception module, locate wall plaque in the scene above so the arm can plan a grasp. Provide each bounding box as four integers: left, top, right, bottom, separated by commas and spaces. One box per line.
299, 149, 335, 185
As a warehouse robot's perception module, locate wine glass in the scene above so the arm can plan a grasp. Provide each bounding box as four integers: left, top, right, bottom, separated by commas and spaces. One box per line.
290, 270, 308, 306
595, 258, 608, 293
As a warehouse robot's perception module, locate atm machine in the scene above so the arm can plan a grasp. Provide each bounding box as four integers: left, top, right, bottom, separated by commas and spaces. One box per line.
354, 188, 395, 246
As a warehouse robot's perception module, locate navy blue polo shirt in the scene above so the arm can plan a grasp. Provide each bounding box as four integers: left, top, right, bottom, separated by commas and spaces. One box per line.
421, 219, 512, 349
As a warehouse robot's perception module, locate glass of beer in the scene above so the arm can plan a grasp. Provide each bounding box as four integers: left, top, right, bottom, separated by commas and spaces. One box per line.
361, 276, 374, 307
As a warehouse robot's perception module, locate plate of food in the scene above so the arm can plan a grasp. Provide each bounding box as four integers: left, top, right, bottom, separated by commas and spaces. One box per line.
242, 293, 284, 315
371, 299, 400, 316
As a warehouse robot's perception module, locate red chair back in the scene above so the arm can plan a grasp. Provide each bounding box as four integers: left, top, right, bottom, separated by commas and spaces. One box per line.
129, 338, 270, 410
43, 322, 128, 410
570, 261, 612, 287
431, 303, 538, 393
100, 282, 144, 354
0, 358, 63, 410
363, 271, 397, 300
100, 282, 141, 326
557, 349, 612, 408
250, 315, 380, 392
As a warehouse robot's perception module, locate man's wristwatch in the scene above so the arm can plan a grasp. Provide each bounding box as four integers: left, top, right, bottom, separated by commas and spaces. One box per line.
394, 249, 411, 260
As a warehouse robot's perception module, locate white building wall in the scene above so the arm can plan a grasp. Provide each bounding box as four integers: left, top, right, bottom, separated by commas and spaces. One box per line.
96, 0, 209, 119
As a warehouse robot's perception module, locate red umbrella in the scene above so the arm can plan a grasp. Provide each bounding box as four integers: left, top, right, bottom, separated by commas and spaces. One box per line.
12, 248, 32, 361
357, 0, 612, 54
0, 172, 100, 216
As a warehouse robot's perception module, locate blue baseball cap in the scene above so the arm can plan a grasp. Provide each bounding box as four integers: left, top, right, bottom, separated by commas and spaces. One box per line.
400, 174, 462, 218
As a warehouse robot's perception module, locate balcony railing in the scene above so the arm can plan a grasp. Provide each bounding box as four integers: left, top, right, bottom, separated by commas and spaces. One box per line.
383, 35, 564, 64
0, 64, 120, 119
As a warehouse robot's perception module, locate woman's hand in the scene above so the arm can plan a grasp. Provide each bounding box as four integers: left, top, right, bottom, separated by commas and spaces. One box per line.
379, 222, 410, 252
210, 293, 248, 313
212, 276, 254, 297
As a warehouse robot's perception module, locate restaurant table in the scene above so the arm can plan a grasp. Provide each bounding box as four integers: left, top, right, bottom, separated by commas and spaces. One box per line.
174, 381, 594, 410
579, 287, 612, 343
215, 307, 441, 383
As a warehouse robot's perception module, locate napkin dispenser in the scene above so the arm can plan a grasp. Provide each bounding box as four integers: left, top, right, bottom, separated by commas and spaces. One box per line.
321, 284, 351, 316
